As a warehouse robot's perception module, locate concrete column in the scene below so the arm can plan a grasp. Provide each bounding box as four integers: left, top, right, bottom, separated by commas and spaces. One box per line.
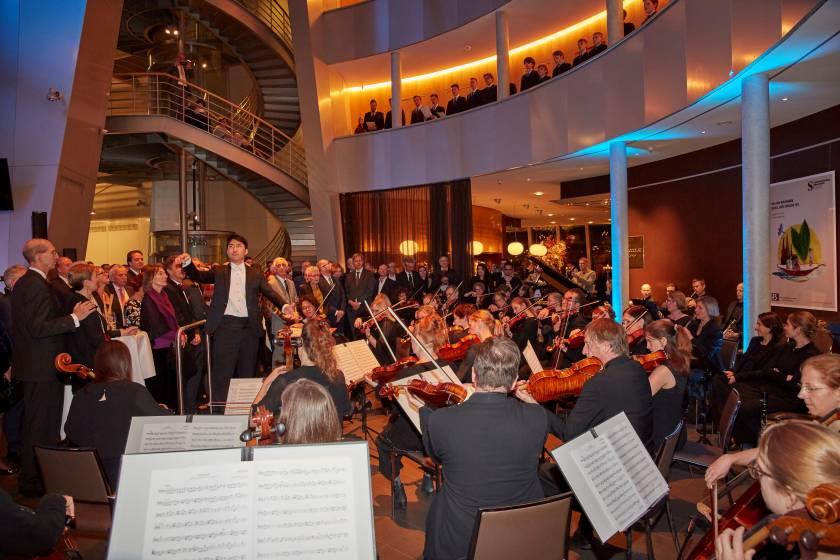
390, 51, 402, 129
610, 141, 629, 319
495, 10, 510, 100
606, 0, 623, 46
741, 73, 771, 350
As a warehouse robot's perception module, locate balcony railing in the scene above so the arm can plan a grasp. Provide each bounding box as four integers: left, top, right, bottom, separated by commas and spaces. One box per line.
233, 0, 292, 48
107, 73, 306, 185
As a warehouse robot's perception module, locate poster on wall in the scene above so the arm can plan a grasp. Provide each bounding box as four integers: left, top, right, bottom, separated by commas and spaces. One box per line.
770, 171, 836, 311
628, 236, 644, 269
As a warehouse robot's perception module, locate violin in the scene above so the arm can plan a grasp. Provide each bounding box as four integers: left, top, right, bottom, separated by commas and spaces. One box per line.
627, 328, 645, 347
526, 357, 602, 403
633, 350, 668, 373
380, 379, 468, 408
54, 354, 95, 380
437, 334, 481, 363
546, 329, 585, 353
369, 355, 419, 384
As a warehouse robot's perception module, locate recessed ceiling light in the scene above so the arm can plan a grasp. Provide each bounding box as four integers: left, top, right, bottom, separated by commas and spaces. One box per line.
570, 217, 575, 221
550, 221, 556, 224
533, 191, 544, 196
547, 213, 554, 217
781, 97, 789, 102
588, 221, 593, 224
700, 130, 706, 134
526, 178, 532, 182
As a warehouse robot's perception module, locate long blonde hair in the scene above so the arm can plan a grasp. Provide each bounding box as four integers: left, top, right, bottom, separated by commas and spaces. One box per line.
278, 379, 341, 445
758, 421, 840, 501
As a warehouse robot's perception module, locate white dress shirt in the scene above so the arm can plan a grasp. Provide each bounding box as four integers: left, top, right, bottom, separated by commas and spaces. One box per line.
224, 262, 248, 317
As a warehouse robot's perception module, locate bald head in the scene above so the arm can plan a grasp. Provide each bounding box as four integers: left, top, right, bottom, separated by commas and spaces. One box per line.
22, 238, 57, 272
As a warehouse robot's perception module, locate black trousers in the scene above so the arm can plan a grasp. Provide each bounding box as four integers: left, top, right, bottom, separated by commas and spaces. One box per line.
149, 347, 177, 411
20, 378, 65, 493
211, 316, 259, 403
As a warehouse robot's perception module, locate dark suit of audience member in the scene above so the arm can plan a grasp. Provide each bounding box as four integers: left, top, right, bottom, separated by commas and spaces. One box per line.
62, 293, 119, 391
183, 260, 286, 402
127, 268, 143, 292
480, 84, 498, 105
552, 62, 571, 77
538, 74, 550, 84
466, 89, 482, 109
313, 274, 346, 332
11, 269, 79, 495
343, 268, 376, 340
590, 43, 608, 57
625, 21, 636, 35
429, 104, 446, 119
410, 107, 427, 124
0, 489, 66, 557
104, 283, 132, 329
363, 110, 385, 131
374, 276, 397, 300
384, 109, 405, 129
65, 379, 168, 486
396, 270, 423, 302
163, 278, 206, 412
573, 51, 589, 66
49, 276, 73, 308
497, 275, 523, 295
421, 393, 548, 559
446, 95, 468, 115
520, 70, 541, 92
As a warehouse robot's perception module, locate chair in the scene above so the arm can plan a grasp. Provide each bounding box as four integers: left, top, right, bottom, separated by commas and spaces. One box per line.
625, 420, 684, 559
673, 388, 741, 471
466, 492, 574, 560
719, 338, 739, 371
389, 449, 442, 517
34, 445, 114, 534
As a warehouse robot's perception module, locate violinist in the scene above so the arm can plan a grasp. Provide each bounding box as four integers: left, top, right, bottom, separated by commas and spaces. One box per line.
440, 284, 461, 317
542, 289, 590, 365
488, 290, 510, 319
504, 296, 543, 360
392, 286, 417, 325
644, 320, 691, 452
255, 320, 352, 423
463, 281, 490, 308
714, 421, 840, 560
664, 290, 692, 327
421, 338, 549, 560
448, 303, 476, 344
355, 293, 400, 366
376, 312, 451, 509
455, 309, 501, 381
706, 352, 840, 489
731, 311, 822, 446
623, 304, 653, 356
298, 295, 321, 323
276, 378, 342, 444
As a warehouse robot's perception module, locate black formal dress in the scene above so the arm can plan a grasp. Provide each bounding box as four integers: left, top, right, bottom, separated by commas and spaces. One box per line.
343, 268, 376, 340
421, 393, 548, 560
651, 362, 687, 453
711, 336, 781, 421
11, 269, 78, 494
182, 260, 286, 402
446, 96, 468, 115
363, 110, 385, 131
256, 365, 352, 422
552, 62, 572, 77
65, 380, 168, 486
367, 320, 400, 366
0, 489, 66, 557
520, 70, 540, 92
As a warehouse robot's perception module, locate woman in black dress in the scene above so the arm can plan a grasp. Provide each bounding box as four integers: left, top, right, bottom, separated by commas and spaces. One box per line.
644, 319, 691, 453
623, 304, 654, 356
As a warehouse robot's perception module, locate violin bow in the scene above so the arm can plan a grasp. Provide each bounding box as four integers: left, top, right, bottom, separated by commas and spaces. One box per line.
625, 309, 649, 333
313, 281, 336, 318
364, 300, 398, 363
387, 307, 447, 377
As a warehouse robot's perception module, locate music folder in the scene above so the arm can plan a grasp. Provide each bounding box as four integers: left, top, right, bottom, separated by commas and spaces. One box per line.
109, 440, 377, 559
550, 413, 668, 542
125, 415, 249, 454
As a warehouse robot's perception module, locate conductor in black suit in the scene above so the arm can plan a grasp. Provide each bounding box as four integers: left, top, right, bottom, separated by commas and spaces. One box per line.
11, 239, 98, 496
176, 234, 287, 402
421, 337, 549, 559
343, 253, 376, 340
446, 84, 468, 116
363, 99, 385, 131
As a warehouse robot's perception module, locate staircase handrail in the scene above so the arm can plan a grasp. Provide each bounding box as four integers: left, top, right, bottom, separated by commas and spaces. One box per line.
232, 0, 292, 48
107, 72, 306, 184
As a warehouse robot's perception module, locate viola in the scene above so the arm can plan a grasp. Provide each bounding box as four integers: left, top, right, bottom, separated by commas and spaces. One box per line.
633, 350, 668, 373
370, 355, 419, 384
627, 328, 645, 347
240, 405, 280, 446
381, 379, 467, 408
547, 329, 586, 353
54, 354, 95, 380
438, 334, 481, 362
526, 357, 602, 403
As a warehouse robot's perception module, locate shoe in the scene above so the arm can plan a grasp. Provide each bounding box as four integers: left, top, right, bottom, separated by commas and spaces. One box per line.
0, 464, 20, 476
421, 473, 435, 495
392, 480, 407, 510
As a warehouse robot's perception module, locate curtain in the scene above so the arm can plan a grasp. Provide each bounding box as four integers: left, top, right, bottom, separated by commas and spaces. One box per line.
340, 179, 473, 276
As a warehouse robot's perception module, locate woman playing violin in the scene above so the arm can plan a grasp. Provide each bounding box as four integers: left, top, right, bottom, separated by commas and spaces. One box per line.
504, 296, 543, 360
276, 378, 342, 444
298, 294, 320, 323
488, 290, 510, 319
449, 303, 476, 343
623, 304, 653, 356
714, 421, 840, 560
644, 319, 692, 452
355, 293, 400, 366
455, 310, 501, 381
463, 281, 490, 309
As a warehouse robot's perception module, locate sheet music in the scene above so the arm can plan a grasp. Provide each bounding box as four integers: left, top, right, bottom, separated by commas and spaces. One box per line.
128, 416, 249, 454
138, 423, 192, 453
334, 340, 380, 384
599, 415, 669, 506
389, 366, 461, 433
523, 341, 543, 375
225, 378, 265, 415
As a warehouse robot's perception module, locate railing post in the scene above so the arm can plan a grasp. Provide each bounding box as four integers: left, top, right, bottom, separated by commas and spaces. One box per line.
175, 319, 207, 414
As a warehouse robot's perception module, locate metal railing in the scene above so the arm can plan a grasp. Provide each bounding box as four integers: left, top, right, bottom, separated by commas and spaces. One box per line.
175, 319, 212, 414
252, 226, 291, 265
233, 0, 292, 47
107, 73, 307, 185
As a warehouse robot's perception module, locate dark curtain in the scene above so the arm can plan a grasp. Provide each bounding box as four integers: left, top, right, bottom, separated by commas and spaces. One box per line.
340, 179, 473, 278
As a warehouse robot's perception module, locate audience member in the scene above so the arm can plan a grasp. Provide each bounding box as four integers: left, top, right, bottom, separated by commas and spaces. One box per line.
126, 249, 144, 291
353, 116, 365, 134
410, 95, 429, 124
590, 32, 608, 57
446, 84, 468, 115
384, 98, 405, 128
466, 77, 482, 109
573, 38, 590, 66
624, 9, 636, 35
552, 50, 572, 77
140, 264, 180, 409
520, 56, 540, 91
429, 94, 445, 119
363, 98, 385, 131
480, 73, 498, 104
49, 256, 73, 307
536, 64, 550, 84
643, 0, 659, 22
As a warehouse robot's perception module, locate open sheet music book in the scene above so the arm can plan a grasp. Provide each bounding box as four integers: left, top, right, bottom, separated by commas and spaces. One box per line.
334, 339, 380, 384
523, 341, 543, 375
109, 441, 376, 559
387, 365, 464, 433
225, 378, 265, 415
125, 415, 249, 454
550, 413, 668, 542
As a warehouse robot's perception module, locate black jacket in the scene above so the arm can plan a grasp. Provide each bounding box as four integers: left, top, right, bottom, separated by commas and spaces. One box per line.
0, 489, 66, 557
690, 319, 725, 373
257, 365, 352, 421
384, 109, 405, 129
552, 62, 571, 77
466, 90, 482, 109
10, 270, 76, 382
182, 261, 285, 336
363, 110, 385, 131
446, 96, 468, 115
480, 84, 497, 105
62, 292, 118, 371
343, 268, 376, 307
421, 393, 547, 560
520, 70, 540, 92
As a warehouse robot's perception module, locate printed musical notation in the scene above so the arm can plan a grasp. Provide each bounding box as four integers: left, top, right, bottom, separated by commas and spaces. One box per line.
333, 340, 380, 385
130, 416, 249, 454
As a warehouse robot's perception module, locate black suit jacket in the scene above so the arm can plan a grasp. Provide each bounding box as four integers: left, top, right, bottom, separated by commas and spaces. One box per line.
466, 90, 482, 109
395, 271, 423, 301
62, 292, 115, 370
446, 96, 468, 115
163, 279, 203, 331
343, 269, 376, 307
182, 261, 285, 335
103, 284, 129, 329
429, 104, 446, 119
421, 393, 548, 559
520, 70, 540, 92
363, 110, 385, 131
480, 84, 497, 105
573, 52, 589, 66
410, 108, 426, 124
374, 277, 397, 300
49, 277, 73, 309
548, 355, 655, 454
11, 270, 76, 382
299, 277, 346, 326
589, 43, 608, 57
552, 62, 571, 77
384, 109, 405, 128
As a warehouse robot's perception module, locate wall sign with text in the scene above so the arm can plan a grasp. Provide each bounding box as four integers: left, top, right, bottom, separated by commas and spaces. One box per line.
628, 235, 644, 269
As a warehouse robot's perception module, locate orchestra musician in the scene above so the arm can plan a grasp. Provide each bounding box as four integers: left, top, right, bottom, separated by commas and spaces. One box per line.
644, 320, 691, 452
542, 289, 590, 367
462, 281, 490, 308
664, 290, 692, 327
448, 303, 476, 344
714, 421, 840, 560
455, 309, 501, 381
298, 295, 321, 323
375, 312, 450, 509
687, 296, 725, 374
488, 290, 510, 319
623, 304, 653, 356
255, 320, 352, 423
356, 293, 400, 366
0, 489, 73, 558
276, 378, 342, 445
504, 296, 543, 364
421, 338, 550, 560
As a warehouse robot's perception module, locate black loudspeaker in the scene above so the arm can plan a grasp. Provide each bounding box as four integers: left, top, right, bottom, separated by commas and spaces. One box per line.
62, 248, 77, 261
31, 212, 48, 238
0, 159, 12, 211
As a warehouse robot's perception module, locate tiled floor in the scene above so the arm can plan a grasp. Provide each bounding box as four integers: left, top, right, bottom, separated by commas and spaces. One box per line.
1, 400, 733, 559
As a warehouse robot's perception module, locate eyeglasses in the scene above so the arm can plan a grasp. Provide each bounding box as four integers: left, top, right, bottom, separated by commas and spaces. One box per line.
747, 462, 773, 481
797, 383, 829, 393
